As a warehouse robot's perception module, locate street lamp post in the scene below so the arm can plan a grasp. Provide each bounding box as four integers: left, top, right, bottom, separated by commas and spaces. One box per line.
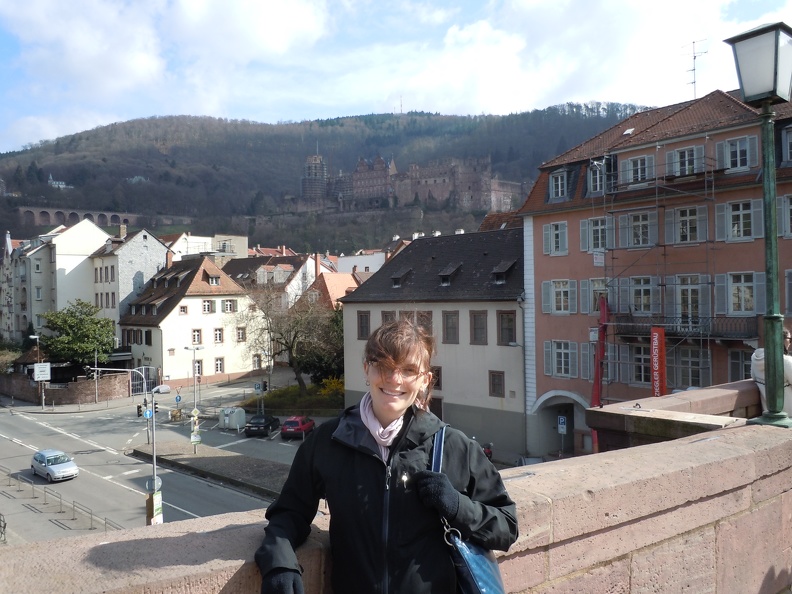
29, 335, 43, 409
726, 22, 792, 427
184, 345, 205, 410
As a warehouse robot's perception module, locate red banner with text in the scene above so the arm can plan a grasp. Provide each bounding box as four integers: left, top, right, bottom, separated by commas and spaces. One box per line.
650, 327, 667, 397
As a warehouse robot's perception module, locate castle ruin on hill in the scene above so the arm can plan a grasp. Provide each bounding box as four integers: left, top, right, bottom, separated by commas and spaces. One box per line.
301, 154, 523, 213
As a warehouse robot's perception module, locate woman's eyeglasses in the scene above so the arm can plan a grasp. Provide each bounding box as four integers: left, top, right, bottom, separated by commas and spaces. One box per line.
368, 360, 425, 381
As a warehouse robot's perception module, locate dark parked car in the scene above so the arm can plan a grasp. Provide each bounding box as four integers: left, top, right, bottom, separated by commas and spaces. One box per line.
281, 415, 316, 440
244, 414, 281, 438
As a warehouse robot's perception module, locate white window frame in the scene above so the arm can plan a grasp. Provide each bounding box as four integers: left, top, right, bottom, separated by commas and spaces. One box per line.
729, 272, 755, 314
631, 345, 651, 385
580, 216, 614, 253
541, 280, 578, 314
619, 211, 657, 248
550, 171, 567, 201
214, 328, 223, 343
209, 276, 220, 286
729, 349, 753, 382
543, 222, 568, 256
543, 340, 578, 378
192, 329, 202, 345
632, 276, 653, 314
214, 358, 224, 373
237, 327, 246, 342
202, 299, 215, 314
588, 164, 603, 195
716, 135, 758, 172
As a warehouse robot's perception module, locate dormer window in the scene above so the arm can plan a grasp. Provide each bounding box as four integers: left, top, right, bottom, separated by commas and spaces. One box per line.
549, 171, 568, 202
491, 259, 517, 285
209, 275, 220, 286
391, 267, 412, 289
438, 263, 461, 287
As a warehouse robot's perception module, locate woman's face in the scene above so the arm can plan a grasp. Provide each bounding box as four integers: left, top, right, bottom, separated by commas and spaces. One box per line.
364, 348, 430, 426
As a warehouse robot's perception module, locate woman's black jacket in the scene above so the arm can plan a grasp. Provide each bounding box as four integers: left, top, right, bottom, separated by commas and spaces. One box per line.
254, 404, 518, 594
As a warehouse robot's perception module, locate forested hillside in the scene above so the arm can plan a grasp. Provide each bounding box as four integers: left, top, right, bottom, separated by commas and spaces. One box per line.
0, 101, 646, 252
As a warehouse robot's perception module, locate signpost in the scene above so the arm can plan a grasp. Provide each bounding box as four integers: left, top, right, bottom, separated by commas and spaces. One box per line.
557, 415, 567, 459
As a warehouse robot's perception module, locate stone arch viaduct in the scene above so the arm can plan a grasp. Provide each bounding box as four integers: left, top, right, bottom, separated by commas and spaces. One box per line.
17, 206, 192, 229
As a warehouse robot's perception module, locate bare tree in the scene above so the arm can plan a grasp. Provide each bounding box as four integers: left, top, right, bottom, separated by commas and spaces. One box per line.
238, 282, 333, 396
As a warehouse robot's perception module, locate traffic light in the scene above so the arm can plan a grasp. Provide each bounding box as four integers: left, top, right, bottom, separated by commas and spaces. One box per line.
263, 381, 268, 391
84, 365, 94, 379
154, 401, 159, 413
136, 404, 142, 417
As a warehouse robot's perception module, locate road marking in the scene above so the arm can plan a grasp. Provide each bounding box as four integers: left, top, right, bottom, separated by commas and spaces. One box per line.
122, 469, 141, 476
215, 438, 249, 449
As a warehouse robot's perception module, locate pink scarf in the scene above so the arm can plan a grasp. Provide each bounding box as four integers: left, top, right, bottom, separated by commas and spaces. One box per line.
360, 392, 404, 461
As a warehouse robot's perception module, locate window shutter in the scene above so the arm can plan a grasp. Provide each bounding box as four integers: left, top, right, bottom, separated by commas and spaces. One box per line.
620, 159, 629, 184
755, 272, 766, 315
605, 215, 615, 249
700, 275, 712, 318
646, 155, 655, 179
580, 279, 591, 314
619, 344, 630, 384
581, 342, 591, 381
665, 209, 676, 245
650, 276, 661, 314
619, 277, 630, 313
569, 280, 578, 314
664, 275, 677, 317
580, 219, 590, 252
619, 215, 629, 248
787, 270, 792, 314
544, 341, 553, 375
570, 342, 579, 378
748, 135, 759, 167
665, 151, 675, 176
694, 145, 705, 173
752, 199, 764, 238
716, 141, 725, 169
715, 204, 726, 241
543, 224, 551, 254
541, 281, 551, 314
607, 280, 617, 311
715, 274, 726, 314
697, 206, 708, 242
777, 196, 786, 237
560, 223, 568, 254
607, 344, 618, 383
648, 210, 658, 245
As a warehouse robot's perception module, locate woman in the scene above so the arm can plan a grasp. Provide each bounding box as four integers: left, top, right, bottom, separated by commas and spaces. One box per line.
751, 328, 792, 415
255, 319, 518, 593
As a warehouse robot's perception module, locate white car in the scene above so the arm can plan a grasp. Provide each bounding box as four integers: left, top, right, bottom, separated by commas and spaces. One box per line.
31, 449, 79, 483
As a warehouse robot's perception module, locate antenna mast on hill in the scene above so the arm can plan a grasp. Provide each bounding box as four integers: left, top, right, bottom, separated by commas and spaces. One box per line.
686, 39, 708, 99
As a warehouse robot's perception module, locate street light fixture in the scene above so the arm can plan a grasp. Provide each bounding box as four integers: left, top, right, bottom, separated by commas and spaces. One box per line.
726, 22, 792, 427
184, 345, 205, 410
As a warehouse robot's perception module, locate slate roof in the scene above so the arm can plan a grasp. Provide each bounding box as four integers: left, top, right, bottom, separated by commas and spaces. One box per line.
340, 228, 523, 304
222, 255, 309, 286
120, 256, 245, 327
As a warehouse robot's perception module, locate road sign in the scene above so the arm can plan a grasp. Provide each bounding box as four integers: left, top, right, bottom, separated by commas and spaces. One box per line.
33, 362, 51, 382
191, 433, 202, 445
175, 395, 181, 403
558, 416, 567, 435
143, 409, 153, 419
191, 408, 200, 417
254, 382, 262, 393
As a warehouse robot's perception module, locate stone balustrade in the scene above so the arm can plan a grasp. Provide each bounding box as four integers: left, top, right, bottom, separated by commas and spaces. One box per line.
4, 380, 792, 593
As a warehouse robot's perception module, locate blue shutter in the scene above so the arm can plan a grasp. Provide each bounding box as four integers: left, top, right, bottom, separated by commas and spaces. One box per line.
694, 145, 705, 173
580, 219, 589, 252
542, 281, 551, 314
665, 151, 675, 176
543, 224, 551, 254
619, 277, 630, 313
607, 344, 617, 383
619, 344, 630, 384
646, 155, 655, 180
752, 199, 764, 238
716, 141, 725, 169
648, 211, 658, 245
715, 204, 726, 241
755, 272, 766, 315
748, 135, 759, 167
701, 349, 712, 387
665, 209, 676, 245
778, 196, 786, 236
580, 279, 591, 314
715, 274, 727, 314
560, 222, 568, 254
581, 342, 591, 381
620, 159, 629, 185
569, 280, 578, 314
787, 270, 792, 314
697, 206, 708, 242
544, 341, 552, 375
619, 215, 629, 247
700, 275, 712, 318
605, 215, 615, 249
665, 275, 677, 317
651, 276, 662, 314
570, 342, 579, 378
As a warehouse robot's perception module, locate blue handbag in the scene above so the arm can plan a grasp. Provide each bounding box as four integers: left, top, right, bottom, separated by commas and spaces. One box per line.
432, 426, 506, 594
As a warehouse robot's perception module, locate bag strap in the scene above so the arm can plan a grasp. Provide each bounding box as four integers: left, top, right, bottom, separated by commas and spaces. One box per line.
431, 425, 446, 473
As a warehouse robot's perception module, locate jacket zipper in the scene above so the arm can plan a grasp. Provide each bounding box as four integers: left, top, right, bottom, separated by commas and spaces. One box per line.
382, 462, 392, 594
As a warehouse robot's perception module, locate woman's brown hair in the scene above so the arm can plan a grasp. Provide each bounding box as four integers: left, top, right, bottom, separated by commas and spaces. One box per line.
363, 319, 436, 408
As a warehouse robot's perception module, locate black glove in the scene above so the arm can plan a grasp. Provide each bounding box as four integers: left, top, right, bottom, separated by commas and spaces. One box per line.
261, 568, 305, 594
412, 470, 460, 520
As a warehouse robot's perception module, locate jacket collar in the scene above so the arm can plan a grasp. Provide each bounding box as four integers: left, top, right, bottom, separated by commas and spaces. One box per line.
333, 404, 445, 454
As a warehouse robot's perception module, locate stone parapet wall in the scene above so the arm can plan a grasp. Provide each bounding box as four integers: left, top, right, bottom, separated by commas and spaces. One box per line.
0, 372, 130, 405
5, 382, 792, 593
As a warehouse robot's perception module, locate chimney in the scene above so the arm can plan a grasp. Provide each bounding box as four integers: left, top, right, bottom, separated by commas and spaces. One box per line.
455, 229, 465, 235
352, 265, 358, 274
281, 245, 287, 256
119, 224, 127, 239
315, 253, 321, 279
166, 250, 173, 269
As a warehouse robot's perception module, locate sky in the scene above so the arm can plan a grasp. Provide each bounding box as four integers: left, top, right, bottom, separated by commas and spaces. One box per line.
0, 0, 789, 154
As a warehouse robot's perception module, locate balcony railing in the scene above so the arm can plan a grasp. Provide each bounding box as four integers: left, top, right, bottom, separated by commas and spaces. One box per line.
612, 314, 759, 340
